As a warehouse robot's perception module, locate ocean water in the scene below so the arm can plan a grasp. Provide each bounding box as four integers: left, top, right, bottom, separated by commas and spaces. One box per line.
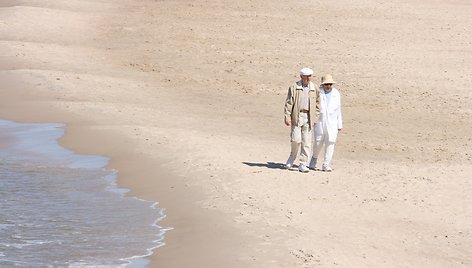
0, 120, 167, 267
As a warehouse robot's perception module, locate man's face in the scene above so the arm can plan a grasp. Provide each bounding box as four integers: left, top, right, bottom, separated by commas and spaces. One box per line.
301, 75, 311, 86
322, 83, 333, 92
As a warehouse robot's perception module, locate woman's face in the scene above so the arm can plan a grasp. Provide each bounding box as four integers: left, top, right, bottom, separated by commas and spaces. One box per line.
322, 83, 333, 91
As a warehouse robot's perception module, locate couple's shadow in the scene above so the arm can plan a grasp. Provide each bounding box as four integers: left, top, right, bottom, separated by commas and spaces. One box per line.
242, 161, 287, 170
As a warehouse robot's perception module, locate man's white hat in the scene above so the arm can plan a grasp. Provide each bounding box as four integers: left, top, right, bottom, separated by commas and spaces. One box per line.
299, 67, 313, 76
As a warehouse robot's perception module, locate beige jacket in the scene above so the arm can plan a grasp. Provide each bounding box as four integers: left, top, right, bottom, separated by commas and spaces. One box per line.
284, 80, 320, 129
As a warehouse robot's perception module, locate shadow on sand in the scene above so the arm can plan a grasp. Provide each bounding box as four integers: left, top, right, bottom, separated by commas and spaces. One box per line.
242, 161, 289, 170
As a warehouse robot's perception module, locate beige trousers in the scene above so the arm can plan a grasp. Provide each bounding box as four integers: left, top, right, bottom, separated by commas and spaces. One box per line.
288, 112, 312, 166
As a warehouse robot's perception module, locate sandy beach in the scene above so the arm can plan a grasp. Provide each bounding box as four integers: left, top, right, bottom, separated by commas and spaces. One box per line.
1, 0, 471, 267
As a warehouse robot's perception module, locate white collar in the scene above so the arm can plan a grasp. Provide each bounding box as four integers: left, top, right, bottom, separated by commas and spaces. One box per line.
297, 82, 314, 90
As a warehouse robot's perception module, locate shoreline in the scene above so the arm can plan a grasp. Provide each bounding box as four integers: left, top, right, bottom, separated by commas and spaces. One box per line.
0, 118, 166, 267
0, 1, 259, 266
0, 74, 256, 267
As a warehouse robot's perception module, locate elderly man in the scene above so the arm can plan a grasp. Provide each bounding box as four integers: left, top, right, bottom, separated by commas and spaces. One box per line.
309, 74, 343, 172
284, 67, 320, 173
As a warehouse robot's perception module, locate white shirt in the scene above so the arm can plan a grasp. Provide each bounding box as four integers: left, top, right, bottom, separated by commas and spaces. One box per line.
299, 85, 310, 111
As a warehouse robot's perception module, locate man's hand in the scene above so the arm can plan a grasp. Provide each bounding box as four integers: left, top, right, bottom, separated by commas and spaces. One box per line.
285, 118, 291, 126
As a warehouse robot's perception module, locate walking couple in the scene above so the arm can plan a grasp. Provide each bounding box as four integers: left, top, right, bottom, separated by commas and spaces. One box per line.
284, 67, 343, 173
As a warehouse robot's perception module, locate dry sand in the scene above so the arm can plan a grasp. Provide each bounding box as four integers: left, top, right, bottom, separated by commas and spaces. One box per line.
1, 0, 471, 267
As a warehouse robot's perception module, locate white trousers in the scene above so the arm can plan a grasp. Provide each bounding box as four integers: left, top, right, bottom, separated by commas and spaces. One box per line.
313, 129, 335, 167
288, 113, 312, 165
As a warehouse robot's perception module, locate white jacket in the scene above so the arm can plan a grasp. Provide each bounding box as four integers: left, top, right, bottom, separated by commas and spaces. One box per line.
314, 87, 343, 142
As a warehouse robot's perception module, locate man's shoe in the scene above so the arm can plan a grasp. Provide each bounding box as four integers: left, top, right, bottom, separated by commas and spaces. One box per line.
298, 164, 309, 173
322, 165, 333, 172
308, 157, 318, 170
285, 156, 295, 170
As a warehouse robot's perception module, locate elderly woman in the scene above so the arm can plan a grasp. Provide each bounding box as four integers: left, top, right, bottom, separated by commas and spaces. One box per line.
309, 74, 343, 172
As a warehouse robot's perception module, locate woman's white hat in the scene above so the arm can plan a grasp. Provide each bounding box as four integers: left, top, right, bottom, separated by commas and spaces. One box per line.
320, 74, 336, 85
